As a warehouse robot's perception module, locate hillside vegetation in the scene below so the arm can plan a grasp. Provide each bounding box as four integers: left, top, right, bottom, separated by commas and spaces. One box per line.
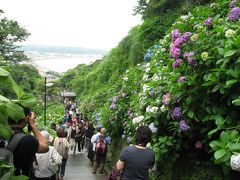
56, 0, 240, 179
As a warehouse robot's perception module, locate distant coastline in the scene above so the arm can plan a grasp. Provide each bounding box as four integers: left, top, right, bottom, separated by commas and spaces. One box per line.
21, 44, 106, 75
20, 44, 108, 55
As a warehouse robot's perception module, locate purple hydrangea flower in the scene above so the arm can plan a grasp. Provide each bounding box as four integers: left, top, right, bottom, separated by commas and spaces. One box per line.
112, 96, 119, 103
184, 52, 195, 59
180, 32, 192, 43
204, 17, 213, 27
229, 0, 237, 9
171, 29, 181, 42
174, 37, 183, 47
172, 58, 183, 69
229, 7, 240, 21
188, 58, 197, 66
179, 120, 190, 131
172, 107, 182, 119
110, 103, 116, 110
127, 110, 134, 119
170, 45, 181, 59
178, 76, 185, 83
162, 93, 171, 105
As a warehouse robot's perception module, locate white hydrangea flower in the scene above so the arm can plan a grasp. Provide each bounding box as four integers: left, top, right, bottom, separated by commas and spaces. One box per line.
161, 48, 166, 53
152, 74, 159, 81
149, 123, 158, 133
145, 67, 151, 73
132, 115, 144, 124
146, 63, 150, 68
180, 15, 189, 21
146, 106, 152, 113
146, 142, 151, 148
151, 106, 159, 113
125, 70, 129, 73
142, 74, 149, 81
143, 84, 150, 93
160, 105, 166, 112
225, 29, 236, 38
123, 76, 128, 81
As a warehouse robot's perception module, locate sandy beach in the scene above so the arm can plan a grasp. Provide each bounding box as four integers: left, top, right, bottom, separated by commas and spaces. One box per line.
24, 53, 103, 74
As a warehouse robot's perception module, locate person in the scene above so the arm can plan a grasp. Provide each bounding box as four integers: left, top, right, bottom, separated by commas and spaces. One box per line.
54, 128, 70, 180
50, 123, 57, 131
116, 126, 155, 180
8, 109, 49, 178
33, 131, 62, 180
76, 123, 84, 153
84, 122, 94, 152
92, 127, 109, 174
67, 120, 78, 153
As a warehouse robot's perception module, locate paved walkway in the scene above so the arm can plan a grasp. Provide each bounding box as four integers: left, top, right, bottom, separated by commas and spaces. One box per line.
64, 150, 106, 180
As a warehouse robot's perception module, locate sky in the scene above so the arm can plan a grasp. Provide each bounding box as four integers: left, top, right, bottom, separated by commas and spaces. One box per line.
1, 0, 142, 50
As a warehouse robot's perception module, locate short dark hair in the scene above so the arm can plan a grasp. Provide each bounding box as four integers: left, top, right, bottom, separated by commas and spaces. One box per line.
135, 126, 152, 146
57, 128, 65, 138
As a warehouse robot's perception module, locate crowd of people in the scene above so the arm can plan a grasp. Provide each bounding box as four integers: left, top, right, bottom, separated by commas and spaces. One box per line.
1, 101, 155, 180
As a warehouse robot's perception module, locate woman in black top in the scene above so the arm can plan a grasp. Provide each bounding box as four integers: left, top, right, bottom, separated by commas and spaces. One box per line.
116, 126, 155, 180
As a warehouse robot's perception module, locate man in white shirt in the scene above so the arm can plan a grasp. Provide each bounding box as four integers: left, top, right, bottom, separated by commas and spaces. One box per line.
91, 125, 102, 153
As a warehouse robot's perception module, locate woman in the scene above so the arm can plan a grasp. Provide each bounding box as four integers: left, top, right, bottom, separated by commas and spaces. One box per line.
33, 130, 62, 180
54, 128, 70, 180
116, 126, 155, 180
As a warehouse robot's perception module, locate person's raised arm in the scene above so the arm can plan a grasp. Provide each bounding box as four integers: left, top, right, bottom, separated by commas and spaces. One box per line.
27, 112, 49, 153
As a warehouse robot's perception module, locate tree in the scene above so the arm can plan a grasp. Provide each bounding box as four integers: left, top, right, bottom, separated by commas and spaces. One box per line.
0, 10, 30, 64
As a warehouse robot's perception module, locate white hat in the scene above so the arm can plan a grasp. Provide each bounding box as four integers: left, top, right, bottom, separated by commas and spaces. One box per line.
41, 130, 53, 142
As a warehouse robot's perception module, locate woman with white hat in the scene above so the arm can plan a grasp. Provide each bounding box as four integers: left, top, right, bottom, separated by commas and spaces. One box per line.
33, 130, 62, 180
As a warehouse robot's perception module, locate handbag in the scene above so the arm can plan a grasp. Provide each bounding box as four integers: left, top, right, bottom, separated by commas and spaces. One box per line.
106, 168, 121, 180
230, 154, 240, 171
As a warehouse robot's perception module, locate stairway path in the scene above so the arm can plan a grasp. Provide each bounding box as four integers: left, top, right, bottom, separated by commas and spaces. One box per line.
64, 150, 106, 180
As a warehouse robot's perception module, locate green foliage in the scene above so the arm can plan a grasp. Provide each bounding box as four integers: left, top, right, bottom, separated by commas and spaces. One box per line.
0, 66, 36, 140
0, 12, 29, 63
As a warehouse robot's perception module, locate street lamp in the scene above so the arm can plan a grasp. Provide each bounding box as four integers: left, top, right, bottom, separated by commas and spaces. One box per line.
44, 77, 53, 127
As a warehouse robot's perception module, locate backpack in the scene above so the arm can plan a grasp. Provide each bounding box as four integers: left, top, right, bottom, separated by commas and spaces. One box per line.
70, 127, 76, 138
0, 133, 26, 179
48, 147, 62, 174
95, 135, 107, 155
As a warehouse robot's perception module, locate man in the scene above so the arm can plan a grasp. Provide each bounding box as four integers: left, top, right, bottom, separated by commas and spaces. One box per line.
9, 108, 49, 177
92, 127, 109, 174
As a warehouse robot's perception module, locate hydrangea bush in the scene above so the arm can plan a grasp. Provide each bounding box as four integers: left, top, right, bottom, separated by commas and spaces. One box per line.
80, 0, 240, 175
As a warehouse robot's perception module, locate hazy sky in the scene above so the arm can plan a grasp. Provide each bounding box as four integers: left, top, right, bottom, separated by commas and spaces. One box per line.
1, 0, 142, 50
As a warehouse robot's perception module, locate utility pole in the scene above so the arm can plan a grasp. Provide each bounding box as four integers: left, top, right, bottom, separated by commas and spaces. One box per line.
44, 77, 47, 127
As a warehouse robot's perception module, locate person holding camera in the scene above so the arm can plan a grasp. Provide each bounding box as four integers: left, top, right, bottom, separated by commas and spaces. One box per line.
9, 108, 49, 178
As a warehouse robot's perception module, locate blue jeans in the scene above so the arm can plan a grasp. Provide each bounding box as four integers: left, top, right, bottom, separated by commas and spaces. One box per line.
60, 158, 67, 177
